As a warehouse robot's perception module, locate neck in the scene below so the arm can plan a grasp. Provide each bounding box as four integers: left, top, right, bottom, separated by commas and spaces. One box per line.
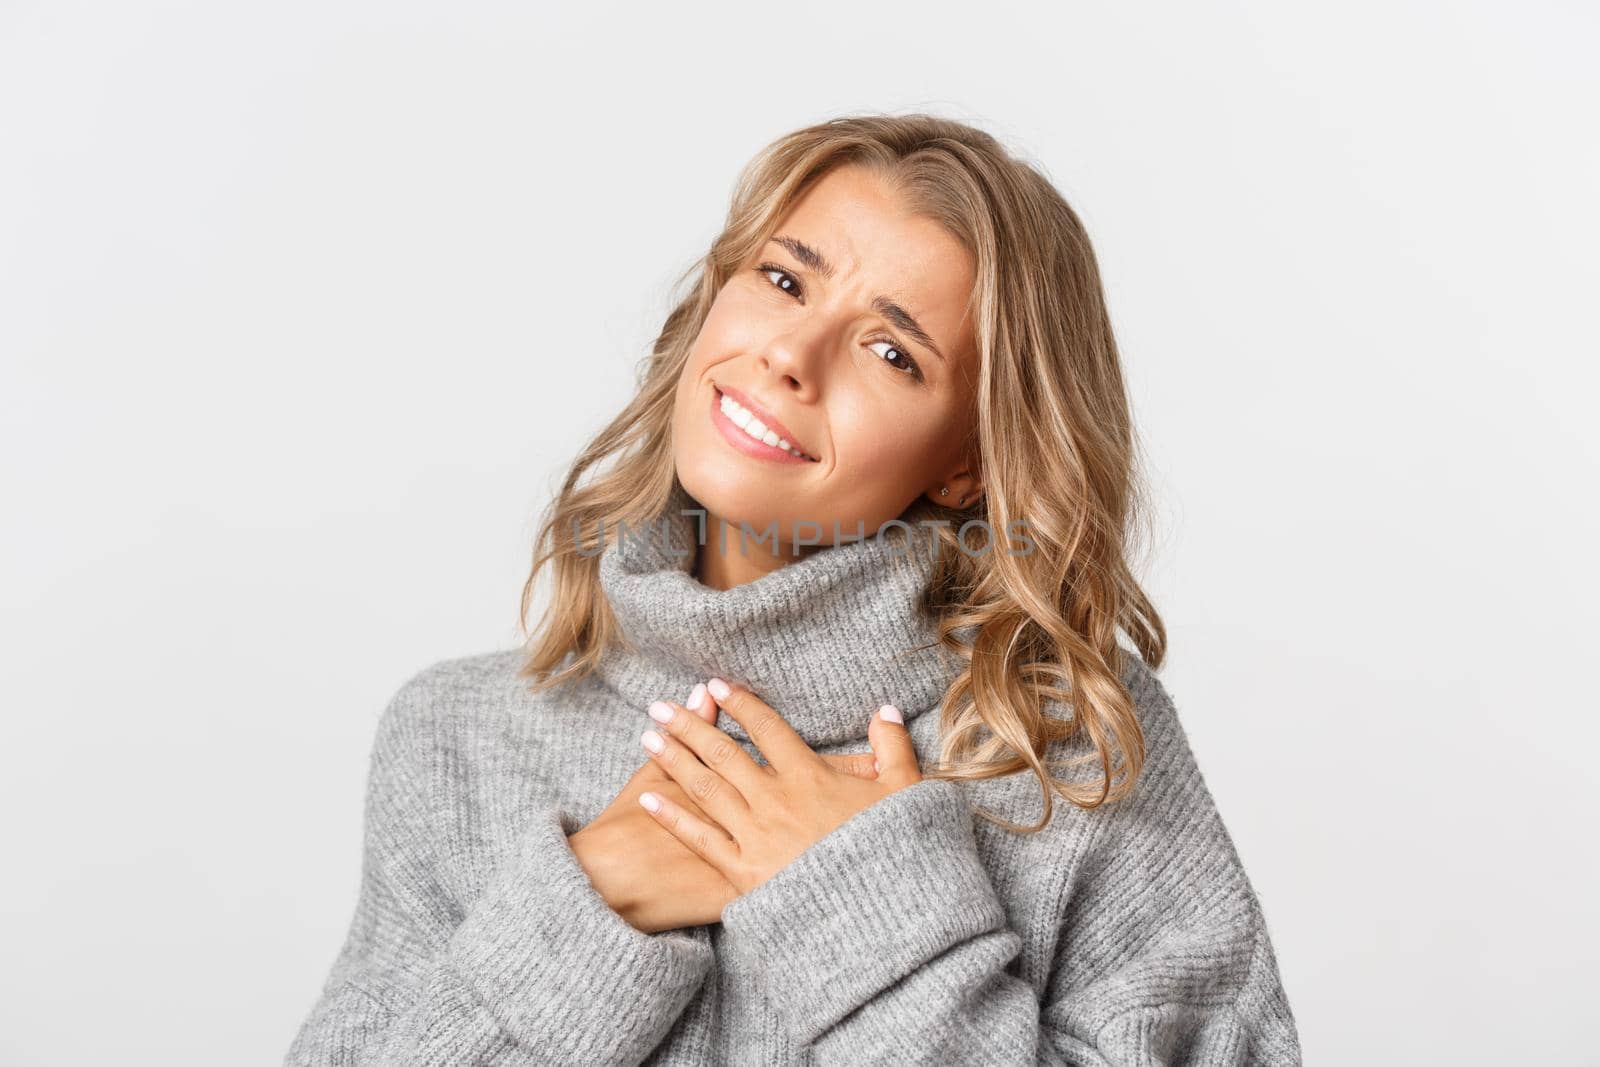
690, 515, 827, 591
593, 482, 963, 749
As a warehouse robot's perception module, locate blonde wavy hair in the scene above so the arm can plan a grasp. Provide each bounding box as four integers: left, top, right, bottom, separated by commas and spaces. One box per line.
516, 113, 1166, 830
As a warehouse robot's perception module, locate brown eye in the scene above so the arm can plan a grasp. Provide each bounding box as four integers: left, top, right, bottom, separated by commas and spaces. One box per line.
868, 339, 922, 380
756, 264, 802, 300
753, 262, 924, 384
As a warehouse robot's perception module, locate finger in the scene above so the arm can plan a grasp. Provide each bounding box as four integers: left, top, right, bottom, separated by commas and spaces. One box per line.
684, 682, 718, 723
650, 697, 767, 796
632, 684, 712, 784
637, 788, 740, 875
705, 677, 817, 775
644, 700, 757, 825
868, 704, 923, 784
820, 751, 881, 779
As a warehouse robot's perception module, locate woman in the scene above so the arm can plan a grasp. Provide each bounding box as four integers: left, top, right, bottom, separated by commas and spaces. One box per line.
287, 114, 1302, 1064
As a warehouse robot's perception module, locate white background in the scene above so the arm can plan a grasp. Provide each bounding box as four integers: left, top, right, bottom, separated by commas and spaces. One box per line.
3, 2, 1595, 1062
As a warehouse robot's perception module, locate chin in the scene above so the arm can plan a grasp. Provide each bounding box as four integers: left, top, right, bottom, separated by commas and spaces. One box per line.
676, 458, 765, 526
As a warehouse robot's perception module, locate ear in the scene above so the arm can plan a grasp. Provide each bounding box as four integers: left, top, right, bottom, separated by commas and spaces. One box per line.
925, 461, 984, 509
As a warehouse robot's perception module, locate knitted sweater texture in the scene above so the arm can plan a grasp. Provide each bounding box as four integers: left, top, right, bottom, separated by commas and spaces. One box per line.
286, 487, 1302, 1064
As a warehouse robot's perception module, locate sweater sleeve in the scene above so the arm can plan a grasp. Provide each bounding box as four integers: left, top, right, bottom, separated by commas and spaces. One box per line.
717, 776, 1301, 1065
284, 680, 713, 1065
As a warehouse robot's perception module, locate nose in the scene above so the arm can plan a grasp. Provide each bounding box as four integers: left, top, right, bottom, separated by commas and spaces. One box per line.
756, 319, 829, 401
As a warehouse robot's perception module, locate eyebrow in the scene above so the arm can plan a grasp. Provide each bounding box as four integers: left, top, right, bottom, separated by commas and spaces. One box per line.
767, 234, 947, 363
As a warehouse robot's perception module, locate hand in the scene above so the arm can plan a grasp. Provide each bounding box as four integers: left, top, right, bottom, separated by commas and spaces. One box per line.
567, 687, 733, 934
570, 684, 884, 933
635, 677, 922, 897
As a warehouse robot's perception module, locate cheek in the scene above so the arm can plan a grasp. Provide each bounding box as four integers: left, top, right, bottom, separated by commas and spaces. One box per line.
718, 280, 801, 356
677, 294, 741, 396
830, 401, 959, 487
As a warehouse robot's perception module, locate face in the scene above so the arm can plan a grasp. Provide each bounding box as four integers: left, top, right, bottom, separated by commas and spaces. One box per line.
670, 163, 982, 553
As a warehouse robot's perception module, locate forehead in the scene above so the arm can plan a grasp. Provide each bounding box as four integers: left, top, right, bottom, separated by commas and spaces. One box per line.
768, 165, 977, 364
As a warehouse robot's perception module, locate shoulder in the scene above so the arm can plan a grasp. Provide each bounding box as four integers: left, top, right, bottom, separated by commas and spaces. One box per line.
962, 647, 1275, 963
966, 647, 1217, 833
1076, 649, 1256, 885
1118, 646, 1191, 762
368, 646, 535, 761
354, 645, 559, 848
1042, 654, 1301, 1056
958, 649, 1269, 932
393, 645, 530, 703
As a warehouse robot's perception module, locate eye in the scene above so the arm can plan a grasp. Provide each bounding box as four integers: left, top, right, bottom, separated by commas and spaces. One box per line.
754, 262, 925, 383
756, 263, 802, 300
868, 339, 923, 381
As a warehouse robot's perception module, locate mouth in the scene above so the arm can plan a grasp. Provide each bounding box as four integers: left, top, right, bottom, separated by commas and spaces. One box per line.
710, 382, 819, 464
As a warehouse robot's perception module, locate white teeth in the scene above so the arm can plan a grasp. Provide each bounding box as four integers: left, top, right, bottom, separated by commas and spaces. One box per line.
719, 391, 810, 459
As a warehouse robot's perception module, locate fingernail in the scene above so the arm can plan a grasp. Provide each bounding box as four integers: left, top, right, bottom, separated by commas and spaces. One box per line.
878, 704, 903, 724
641, 729, 665, 753
707, 677, 731, 700
686, 683, 706, 710
873, 759, 881, 774
647, 701, 675, 724
639, 791, 661, 813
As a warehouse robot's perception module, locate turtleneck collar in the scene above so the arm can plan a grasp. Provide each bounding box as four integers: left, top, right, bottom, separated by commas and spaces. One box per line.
594, 483, 963, 750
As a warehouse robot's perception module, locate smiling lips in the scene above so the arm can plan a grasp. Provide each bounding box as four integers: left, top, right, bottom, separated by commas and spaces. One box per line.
711, 383, 818, 463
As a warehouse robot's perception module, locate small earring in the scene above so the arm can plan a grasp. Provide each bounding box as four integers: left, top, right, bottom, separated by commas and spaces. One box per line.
939, 487, 949, 497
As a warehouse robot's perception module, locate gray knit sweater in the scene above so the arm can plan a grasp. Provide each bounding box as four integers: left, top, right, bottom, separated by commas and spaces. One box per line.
286, 490, 1302, 1065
